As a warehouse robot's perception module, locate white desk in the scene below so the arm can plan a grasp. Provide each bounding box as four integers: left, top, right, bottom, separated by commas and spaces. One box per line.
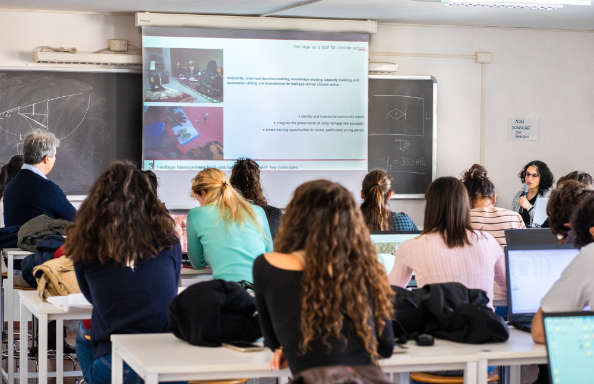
111, 333, 288, 384
18, 290, 91, 384
1, 248, 33, 384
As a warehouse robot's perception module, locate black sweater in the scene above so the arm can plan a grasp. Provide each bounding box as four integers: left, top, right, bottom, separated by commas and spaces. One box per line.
253, 254, 394, 375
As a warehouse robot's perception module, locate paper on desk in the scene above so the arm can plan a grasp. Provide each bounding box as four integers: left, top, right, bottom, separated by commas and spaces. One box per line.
47, 293, 92, 311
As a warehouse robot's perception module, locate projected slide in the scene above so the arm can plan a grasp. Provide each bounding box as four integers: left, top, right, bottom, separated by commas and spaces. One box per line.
142, 28, 369, 171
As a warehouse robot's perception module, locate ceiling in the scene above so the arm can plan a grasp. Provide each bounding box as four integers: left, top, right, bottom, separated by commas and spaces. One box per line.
1, 0, 593, 30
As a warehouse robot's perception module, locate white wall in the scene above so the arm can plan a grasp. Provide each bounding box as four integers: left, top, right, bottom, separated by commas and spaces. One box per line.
1, 12, 592, 224
373, 23, 594, 225
0, 10, 140, 67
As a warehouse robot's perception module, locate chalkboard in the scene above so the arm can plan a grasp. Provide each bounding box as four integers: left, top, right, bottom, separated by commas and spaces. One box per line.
368, 76, 436, 197
0, 71, 142, 195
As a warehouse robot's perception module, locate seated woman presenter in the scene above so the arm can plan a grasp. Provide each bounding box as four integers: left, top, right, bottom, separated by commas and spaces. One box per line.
360, 169, 417, 232
389, 177, 506, 307
462, 164, 525, 248
187, 167, 272, 283
253, 180, 394, 378
230, 158, 283, 240
511, 160, 554, 227
66, 162, 181, 384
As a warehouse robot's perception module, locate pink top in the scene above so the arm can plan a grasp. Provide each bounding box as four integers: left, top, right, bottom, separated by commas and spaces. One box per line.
389, 231, 506, 306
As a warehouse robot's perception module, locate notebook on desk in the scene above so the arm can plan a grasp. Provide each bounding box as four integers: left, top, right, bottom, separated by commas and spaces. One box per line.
370, 231, 420, 287
544, 312, 594, 384
506, 244, 579, 332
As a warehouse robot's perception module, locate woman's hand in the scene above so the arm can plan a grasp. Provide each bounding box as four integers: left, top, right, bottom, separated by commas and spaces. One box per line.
519, 196, 532, 210
269, 348, 288, 370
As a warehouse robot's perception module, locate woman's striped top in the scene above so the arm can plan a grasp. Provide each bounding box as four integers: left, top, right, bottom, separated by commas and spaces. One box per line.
470, 206, 526, 248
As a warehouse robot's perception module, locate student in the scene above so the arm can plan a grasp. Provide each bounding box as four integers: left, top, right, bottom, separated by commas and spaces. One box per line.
66, 162, 181, 384
230, 158, 283, 239
186, 167, 272, 283
462, 164, 525, 247
512, 160, 554, 227
546, 180, 593, 243
360, 169, 417, 232
253, 180, 394, 376
389, 177, 506, 307
0, 154, 23, 227
556, 170, 593, 188
3, 130, 76, 226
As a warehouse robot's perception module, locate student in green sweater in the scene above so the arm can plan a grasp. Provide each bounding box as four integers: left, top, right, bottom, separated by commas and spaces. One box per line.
186, 167, 273, 283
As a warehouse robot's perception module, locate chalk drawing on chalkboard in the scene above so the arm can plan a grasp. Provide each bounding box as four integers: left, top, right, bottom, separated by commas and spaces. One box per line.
369, 94, 425, 137
0, 93, 91, 150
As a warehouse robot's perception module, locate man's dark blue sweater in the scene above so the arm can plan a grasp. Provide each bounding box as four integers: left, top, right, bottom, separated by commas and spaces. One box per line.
74, 243, 182, 359
3, 169, 76, 227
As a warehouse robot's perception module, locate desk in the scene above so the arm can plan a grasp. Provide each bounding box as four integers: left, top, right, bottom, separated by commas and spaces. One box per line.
18, 290, 91, 384
1, 248, 33, 384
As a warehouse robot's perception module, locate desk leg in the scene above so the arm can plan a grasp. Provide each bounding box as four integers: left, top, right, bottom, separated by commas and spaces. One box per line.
464, 361, 478, 384
477, 359, 488, 384
19, 303, 28, 384
111, 347, 123, 384
509, 366, 521, 384
7, 255, 14, 384
145, 373, 158, 384
56, 319, 63, 384
38, 314, 48, 384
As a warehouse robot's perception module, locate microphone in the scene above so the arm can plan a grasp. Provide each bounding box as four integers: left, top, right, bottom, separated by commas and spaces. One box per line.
521, 184, 529, 197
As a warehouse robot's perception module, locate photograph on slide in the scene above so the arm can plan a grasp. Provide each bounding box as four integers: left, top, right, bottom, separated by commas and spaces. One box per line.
143, 48, 223, 103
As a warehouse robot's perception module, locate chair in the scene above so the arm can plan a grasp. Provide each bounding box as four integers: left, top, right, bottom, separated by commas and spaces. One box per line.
410, 372, 499, 383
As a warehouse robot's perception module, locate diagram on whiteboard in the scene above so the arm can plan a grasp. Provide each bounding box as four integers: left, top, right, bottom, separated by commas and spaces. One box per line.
369, 94, 426, 136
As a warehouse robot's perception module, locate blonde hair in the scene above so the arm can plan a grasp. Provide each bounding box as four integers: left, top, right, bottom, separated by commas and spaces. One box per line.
192, 168, 261, 229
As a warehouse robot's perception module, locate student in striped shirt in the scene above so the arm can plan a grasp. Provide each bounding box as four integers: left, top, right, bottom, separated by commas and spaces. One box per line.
462, 164, 525, 248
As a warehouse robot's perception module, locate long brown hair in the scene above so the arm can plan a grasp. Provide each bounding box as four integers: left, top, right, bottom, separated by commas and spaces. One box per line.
229, 158, 267, 207
0, 155, 23, 199
461, 164, 495, 207
191, 168, 260, 229
423, 177, 473, 248
65, 161, 178, 265
360, 169, 392, 231
274, 180, 394, 360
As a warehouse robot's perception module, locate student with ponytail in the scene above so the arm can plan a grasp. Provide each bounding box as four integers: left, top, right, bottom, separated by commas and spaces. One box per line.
186, 168, 272, 283
360, 169, 417, 232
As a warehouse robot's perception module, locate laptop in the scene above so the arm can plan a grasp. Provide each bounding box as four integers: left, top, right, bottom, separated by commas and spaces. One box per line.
505, 245, 579, 331
544, 312, 594, 384
504, 228, 558, 248
370, 231, 420, 286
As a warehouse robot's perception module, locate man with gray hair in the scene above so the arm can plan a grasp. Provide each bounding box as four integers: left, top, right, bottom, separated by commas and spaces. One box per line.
3, 129, 76, 226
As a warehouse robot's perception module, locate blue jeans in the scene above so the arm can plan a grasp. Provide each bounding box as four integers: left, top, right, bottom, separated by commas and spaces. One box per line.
91, 354, 142, 384
75, 322, 94, 383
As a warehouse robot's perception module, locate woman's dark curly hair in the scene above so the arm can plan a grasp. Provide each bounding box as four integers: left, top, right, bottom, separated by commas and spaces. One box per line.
65, 161, 178, 265
0, 155, 23, 199
546, 180, 594, 238
557, 171, 593, 188
461, 164, 495, 206
570, 194, 594, 249
274, 180, 394, 360
230, 158, 267, 207
360, 169, 392, 231
518, 160, 554, 196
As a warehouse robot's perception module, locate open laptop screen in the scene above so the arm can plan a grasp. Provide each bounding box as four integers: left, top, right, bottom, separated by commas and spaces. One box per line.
370, 232, 419, 274
544, 312, 594, 384
507, 247, 578, 316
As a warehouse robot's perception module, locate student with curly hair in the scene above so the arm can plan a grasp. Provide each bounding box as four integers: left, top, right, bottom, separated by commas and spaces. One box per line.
390, 177, 506, 307
253, 180, 394, 377
187, 167, 272, 283
66, 162, 181, 384
546, 180, 593, 243
230, 158, 282, 239
462, 164, 525, 247
512, 160, 554, 227
360, 169, 417, 232
556, 170, 593, 188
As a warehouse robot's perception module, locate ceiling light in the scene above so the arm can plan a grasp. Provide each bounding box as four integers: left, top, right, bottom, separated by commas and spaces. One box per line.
441, 0, 590, 9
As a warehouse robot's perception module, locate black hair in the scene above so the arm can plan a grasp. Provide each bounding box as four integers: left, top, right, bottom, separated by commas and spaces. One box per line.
518, 160, 554, 196
461, 164, 495, 206
0, 155, 24, 199
570, 195, 594, 249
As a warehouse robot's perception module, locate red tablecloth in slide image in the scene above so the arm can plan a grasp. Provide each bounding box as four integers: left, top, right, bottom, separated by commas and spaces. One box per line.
166, 107, 224, 154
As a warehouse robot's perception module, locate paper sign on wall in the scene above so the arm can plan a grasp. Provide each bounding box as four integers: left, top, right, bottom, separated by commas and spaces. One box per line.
509, 117, 538, 141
